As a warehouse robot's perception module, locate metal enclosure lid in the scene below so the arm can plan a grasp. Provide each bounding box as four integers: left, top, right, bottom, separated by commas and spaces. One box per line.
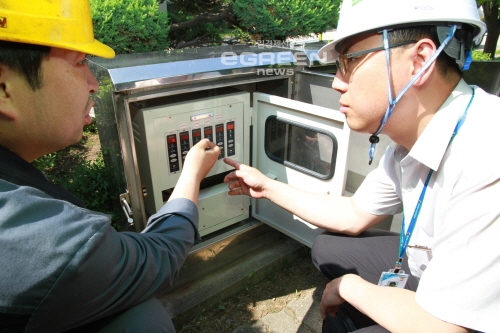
87, 45, 310, 92
251, 92, 350, 247
287, 41, 333, 68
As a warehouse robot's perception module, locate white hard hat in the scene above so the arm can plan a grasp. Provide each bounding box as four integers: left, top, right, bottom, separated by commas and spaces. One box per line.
318, 0, 487, 64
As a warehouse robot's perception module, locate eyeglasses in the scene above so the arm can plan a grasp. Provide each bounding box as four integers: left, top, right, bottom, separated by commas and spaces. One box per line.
335, 40, 417, 76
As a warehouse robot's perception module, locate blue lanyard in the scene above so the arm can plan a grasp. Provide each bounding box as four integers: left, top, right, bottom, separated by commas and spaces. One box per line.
394, 88, 475, 272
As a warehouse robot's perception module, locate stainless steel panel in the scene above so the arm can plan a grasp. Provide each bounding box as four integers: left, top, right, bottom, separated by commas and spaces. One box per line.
293, 70, 340, 110
89, 45, 297, 92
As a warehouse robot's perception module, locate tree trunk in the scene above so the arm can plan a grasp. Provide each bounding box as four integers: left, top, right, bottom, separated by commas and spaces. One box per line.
169, 5, 236, 32
481, 0, 500, 59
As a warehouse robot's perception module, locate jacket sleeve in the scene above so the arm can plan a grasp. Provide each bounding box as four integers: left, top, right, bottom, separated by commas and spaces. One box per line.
26, 198, 199, 332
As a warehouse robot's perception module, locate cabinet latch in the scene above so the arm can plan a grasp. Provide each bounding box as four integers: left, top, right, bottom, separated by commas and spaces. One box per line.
119, 192, 134, 225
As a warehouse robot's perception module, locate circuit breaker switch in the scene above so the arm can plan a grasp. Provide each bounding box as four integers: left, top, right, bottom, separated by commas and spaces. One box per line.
166, 134, 180, 173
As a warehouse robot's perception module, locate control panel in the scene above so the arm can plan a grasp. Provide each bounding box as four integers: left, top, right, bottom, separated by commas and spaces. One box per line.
131, 92, 251, 236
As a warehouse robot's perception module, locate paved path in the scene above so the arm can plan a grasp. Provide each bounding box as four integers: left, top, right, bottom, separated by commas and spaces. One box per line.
232, 286, 325, 333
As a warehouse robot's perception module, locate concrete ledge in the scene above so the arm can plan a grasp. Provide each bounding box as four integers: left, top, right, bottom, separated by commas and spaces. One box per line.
157, 223, 309, 329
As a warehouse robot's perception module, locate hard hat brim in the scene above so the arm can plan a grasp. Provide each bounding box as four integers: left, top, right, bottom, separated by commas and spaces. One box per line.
318, 40, 340, 65
317, 19, 487, 65
71, 40, 116, 59
51, 39, 115, 58
44, 39, 115, 58
318, 0, 487, 66
1, 35, 115, 59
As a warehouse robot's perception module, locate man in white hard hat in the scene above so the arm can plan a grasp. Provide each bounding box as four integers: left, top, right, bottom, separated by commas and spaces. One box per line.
0, 1, 220, 332
223, 0, 499, 332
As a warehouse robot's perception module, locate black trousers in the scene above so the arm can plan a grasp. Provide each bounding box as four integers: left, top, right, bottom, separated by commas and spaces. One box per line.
66, 298, 174, 333
311, 229, 419, 332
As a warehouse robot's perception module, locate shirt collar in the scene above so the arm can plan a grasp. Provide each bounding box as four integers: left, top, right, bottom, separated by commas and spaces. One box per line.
408, 79, 473, 171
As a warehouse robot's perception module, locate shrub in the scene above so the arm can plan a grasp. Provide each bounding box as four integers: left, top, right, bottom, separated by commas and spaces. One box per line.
32, 153, 58, 171
233, 0, 340, 41
90, 0, 170, 54
57, 156, 115, 217
33, 153, 115, 215
233, 26, 252, 44
32, 127, 118, 226
472, 49, 494, 61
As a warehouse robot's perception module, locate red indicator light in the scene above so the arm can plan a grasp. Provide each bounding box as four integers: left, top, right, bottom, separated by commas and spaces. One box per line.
205, 129, 212, 135
167, 136, 176, 143
227, 123, 234, 130
180, 134, 189, 140
216, 126, 223, 132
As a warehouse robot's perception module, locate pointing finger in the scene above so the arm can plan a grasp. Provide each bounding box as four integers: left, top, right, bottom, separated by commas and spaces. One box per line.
223, 157, 242, 170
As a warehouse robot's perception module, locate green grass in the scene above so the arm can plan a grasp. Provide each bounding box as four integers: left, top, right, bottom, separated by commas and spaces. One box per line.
32, 123, 119, 226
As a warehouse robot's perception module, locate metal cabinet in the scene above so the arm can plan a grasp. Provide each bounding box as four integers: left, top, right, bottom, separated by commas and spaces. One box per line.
88, 43, 352, 249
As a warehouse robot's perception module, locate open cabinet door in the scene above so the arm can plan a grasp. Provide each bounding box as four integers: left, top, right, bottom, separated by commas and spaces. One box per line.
252, 92, 350, 247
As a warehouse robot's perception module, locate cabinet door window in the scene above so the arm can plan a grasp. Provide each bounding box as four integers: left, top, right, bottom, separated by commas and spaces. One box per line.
265, 116, 337, 180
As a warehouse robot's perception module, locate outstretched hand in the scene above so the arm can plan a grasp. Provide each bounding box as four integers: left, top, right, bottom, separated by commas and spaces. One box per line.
223, 158, 270, 199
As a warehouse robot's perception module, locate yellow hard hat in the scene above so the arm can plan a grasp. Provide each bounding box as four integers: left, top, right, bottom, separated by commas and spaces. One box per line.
0, 0, 115, 58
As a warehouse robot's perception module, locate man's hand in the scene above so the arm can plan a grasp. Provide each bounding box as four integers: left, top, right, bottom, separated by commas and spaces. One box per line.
169, 139, 220, 204
320, 276, 347, 320
223, 158, 271, 199
182, 139, 220, 183
319, 274, 473, 333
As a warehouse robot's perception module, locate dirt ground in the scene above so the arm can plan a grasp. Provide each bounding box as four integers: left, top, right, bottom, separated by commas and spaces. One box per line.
176, 253, 330, 333
82, 131, 102, 162
47, 124, 102, 176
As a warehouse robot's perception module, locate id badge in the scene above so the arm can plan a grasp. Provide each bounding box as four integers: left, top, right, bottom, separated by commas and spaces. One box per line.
378, 269, 409, 288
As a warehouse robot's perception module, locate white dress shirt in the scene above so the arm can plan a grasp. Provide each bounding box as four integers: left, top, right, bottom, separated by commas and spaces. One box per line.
354, 80, 500, 332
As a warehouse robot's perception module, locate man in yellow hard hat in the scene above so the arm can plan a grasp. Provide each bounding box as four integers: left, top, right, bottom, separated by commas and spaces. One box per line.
223, 0, 499, 332
0, 1, 219, 332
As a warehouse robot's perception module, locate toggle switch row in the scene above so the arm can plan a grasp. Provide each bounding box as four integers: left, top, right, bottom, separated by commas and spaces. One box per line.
166, 121, 236, 173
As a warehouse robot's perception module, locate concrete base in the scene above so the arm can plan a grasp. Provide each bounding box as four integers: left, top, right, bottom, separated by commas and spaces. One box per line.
156, 222, 308, 330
